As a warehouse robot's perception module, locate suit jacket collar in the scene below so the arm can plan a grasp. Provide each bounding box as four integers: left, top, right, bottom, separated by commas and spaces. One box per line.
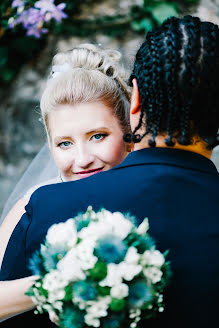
113, 147, 218, 175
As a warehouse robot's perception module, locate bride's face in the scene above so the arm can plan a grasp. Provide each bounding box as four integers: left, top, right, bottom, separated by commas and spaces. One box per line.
48, 102, 130, 181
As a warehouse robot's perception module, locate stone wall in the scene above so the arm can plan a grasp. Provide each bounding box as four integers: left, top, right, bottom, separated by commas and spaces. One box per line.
0, 0, 218, 216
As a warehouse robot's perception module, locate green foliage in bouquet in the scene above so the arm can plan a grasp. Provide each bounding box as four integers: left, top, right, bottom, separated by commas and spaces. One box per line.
26, 206, 172, 328
0, 0, 200, 86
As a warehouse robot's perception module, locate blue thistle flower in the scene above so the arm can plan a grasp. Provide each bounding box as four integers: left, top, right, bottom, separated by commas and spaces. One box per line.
135, 235, 155, 254
28, 250, 44, 276
41, 244, 67, 272
59, 305, 84, 328
128, 281, 152, 308
74, 213, 90, 232
125, 233, 154, 254
103, 312, 125, 328
123, 212, 138, 227
73, 280, 97, 301
95, 235, 128, 264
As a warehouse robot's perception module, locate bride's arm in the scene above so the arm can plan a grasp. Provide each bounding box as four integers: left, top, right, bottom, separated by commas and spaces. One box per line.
0, 178, 60, 267
0, 276, 37, 321
0, 199, 36, 322
0, 196, 27, 268
0, 179, 60, 323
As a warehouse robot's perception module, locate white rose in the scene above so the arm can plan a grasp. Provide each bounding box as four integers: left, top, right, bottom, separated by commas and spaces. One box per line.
118, 261, 142, 281
129, 308, 141, 319
46, 219, 77, 247
108, 212, 133, 239
53, 301, 63, 311
42, 271, 68, 292
47, 289, 65, 303
141, 250, 165, 267
110, 283, 129, 299
85, 314, 100, 327
136, 218, 149, 235
31, 289, 46, 313
124, 247, 140, 265
86, 297, 110, 318
99, 263, 123, 287
57, 249, 85, 281
76, 239, 97, 270
42, 304, 55, 315
79, 210, 132, 241
78, 221, 108, 241
143, 267, 163, 284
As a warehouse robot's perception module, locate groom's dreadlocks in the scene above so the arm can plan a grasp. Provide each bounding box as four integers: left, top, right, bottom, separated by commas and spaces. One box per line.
125, 15, 219, 149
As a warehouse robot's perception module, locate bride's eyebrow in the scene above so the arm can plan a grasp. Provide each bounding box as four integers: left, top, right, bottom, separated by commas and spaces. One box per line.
86, 127, 109, 135
54, 136, 72, 143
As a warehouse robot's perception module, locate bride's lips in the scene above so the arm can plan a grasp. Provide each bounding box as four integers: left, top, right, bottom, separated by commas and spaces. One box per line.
76, 167, 104, 179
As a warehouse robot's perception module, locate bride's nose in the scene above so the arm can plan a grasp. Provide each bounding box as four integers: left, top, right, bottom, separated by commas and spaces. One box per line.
74, 144, 95, 169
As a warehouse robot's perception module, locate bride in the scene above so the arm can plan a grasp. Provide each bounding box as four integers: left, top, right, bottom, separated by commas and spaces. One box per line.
0, 43, 132, 323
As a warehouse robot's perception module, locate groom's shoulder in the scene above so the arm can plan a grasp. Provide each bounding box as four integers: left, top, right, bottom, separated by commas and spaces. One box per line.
30, 180, 65, 198
26, 170, 122, 218
29, 169, 115, 201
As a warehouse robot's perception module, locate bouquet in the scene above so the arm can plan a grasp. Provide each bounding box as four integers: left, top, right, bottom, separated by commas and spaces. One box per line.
27, 206, 171, 328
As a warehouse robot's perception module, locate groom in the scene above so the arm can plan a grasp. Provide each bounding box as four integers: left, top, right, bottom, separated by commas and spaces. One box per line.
1, 16, 219, 328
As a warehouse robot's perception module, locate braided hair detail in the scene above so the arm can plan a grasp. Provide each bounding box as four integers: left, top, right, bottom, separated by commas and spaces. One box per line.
129, 15, 219, 150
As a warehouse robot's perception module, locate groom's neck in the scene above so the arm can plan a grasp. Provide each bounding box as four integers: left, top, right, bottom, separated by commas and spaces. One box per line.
134, 134, 212, 159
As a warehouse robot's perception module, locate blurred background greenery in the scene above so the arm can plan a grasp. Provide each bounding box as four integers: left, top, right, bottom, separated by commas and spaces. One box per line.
0, 0, 199, 86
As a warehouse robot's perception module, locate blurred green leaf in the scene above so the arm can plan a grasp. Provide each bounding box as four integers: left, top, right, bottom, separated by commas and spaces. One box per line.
131, 17, 153, 32
131, 20, 143, 32
0, 67, 15, 82
0, 47, 8, 66
183, 0, 199, 4
147, 2, 179, 24
12, 36, 41, 56
140, 17, 154, 31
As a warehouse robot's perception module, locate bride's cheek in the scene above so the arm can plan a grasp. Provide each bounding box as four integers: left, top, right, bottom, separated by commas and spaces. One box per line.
113, 135, 126, 153
53, 150, 73, 172
102, 138, 126, 164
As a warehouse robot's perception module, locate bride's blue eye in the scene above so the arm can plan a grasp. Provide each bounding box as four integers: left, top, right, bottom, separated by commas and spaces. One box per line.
58, 141, 71, 148
91, 133, 107, 141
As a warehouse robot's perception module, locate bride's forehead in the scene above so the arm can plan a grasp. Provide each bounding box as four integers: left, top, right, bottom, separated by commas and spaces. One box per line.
49, 102, 114, 117
47, 102, 120, 135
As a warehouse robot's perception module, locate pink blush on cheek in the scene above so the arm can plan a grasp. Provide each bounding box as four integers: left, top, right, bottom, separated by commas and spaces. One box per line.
52, 150, 73, 177
101, 137, 127, 168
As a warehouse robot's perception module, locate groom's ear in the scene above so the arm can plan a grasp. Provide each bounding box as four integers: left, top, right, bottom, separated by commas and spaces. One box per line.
130, 79, 141, 114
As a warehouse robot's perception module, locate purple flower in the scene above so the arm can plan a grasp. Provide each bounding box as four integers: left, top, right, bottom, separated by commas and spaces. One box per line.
14, 8, 41, 28
8, 0, 67, 38
26, 25, 48, 38
11, 7, 47, 37
35, 0, 67, 22
12, 0, 25, 8
51, 3, 67, 22
35, 0, 56, 14
26, 8, 44, 27
13, 10, 29, 26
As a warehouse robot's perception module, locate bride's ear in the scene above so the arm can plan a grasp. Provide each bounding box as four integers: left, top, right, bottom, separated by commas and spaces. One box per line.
130, 79, 141, 114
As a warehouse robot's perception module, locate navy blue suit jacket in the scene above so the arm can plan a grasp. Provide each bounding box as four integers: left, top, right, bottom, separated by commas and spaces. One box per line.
1, 148, 219, 327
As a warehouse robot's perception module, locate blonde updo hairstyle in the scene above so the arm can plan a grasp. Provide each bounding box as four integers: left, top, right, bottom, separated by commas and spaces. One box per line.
40, 43, 131, 139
